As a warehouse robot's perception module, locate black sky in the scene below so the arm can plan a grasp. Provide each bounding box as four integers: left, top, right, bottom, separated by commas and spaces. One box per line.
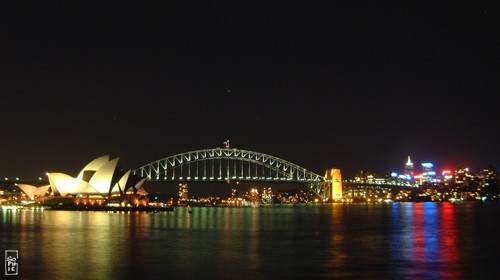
0, 1, 498, 179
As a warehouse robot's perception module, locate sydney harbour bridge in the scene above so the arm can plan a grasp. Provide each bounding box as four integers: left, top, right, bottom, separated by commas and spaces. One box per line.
7, 146, 413, 202
132, 147, 340, 200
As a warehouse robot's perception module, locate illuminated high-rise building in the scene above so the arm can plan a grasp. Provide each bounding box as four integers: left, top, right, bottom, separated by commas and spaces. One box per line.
421, 163, 435, 183
404, 156, 414, 178
479, 164, 499, 199
479, 164, 499, 188
442, 170, 453, 186
421, 162, 433, 172
454, 166, 475, 188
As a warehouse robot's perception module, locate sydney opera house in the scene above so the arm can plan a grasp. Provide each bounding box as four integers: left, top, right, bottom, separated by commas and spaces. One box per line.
18, 155, 148, 207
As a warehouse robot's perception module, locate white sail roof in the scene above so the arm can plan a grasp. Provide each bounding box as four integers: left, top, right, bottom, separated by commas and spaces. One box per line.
48, 172, 100, 196
89, 157, 120, 194
76, 155, 110, 180
18, 184, 51, 199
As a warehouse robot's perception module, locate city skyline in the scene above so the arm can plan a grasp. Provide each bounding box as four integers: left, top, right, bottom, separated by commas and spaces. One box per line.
1, 149, 496, 184
1, 2, 497, 179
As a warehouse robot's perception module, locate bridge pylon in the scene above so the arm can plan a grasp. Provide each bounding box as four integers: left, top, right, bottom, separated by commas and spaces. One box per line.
323, 168, 342, 201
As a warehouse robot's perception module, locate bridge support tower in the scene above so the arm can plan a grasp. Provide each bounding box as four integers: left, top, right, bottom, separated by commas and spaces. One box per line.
324, 168, 342, 201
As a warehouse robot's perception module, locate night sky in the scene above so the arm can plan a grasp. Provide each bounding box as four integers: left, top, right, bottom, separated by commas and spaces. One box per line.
1, 1, 498, 180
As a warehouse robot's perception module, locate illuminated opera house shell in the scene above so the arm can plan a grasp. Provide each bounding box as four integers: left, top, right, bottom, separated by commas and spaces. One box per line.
46, 155, 147, 198
17, 184, 51, 200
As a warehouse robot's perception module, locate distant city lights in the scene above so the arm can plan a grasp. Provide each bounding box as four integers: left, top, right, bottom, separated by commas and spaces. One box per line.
421, 163, 434, 168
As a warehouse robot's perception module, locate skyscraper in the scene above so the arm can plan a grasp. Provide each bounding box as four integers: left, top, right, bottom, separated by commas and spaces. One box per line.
404, 156, 414, 179
421, 163, 435, 183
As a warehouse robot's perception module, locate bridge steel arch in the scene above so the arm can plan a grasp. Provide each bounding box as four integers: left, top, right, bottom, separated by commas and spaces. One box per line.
134, 148, 326, 186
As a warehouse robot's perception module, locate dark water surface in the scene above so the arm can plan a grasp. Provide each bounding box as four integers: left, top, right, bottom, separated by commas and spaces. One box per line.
2, 203, 500, 279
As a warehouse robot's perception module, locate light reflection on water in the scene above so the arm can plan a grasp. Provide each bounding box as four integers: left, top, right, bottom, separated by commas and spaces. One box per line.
1, 203, 500, 279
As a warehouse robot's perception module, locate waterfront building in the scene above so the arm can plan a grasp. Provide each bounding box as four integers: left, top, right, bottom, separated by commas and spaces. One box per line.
17, 184, 51, 200
479, 164, 499, 187
178, 183, 188, 204
19, 155, 147, 206
262, 187, 272, 202
354, 170, 376, 184
479, 164, 499, 199
442, 170, 453, 186
454, 166, 474, 188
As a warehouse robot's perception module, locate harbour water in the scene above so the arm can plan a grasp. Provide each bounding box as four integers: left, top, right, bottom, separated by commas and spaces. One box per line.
1, 202, 500, 279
